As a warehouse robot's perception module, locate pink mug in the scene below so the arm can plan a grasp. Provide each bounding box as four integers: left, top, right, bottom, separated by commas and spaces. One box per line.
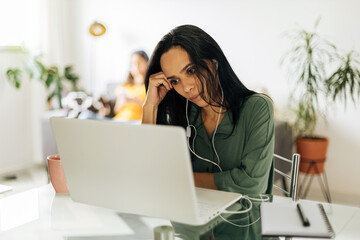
47, 154, 69, 194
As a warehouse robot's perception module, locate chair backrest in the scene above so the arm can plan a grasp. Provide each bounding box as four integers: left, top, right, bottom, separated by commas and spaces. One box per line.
273, 153, 301, 201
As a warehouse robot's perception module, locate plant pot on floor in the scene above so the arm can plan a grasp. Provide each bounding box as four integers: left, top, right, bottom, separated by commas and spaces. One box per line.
296, 137, 329, 175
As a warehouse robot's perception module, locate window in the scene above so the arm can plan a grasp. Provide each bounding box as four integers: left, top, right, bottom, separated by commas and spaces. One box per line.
0, 0, 42, 48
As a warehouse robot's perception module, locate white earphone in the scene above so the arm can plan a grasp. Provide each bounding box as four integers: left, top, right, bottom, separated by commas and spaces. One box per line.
185, 60, 224, 172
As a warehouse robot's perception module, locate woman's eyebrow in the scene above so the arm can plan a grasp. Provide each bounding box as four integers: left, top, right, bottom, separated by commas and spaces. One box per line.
166, 63, 193, 80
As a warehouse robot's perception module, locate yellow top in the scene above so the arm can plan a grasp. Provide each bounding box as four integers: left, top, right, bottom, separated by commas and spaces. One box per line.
113, 84, 146, 121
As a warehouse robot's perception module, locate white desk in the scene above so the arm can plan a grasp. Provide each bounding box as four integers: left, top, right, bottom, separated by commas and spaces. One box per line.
0, 184, 359, 239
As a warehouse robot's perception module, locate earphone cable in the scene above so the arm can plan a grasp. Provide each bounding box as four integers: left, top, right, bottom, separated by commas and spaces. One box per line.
219, 194, 268, 228
186, 137, 223, 172
186, 99, 223, 172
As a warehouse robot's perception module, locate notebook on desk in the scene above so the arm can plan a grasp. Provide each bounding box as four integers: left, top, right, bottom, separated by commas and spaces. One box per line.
261, 201, 335, 238
50, 117, 242, 226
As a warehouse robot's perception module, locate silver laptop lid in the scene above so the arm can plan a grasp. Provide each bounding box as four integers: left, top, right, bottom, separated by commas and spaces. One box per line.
51, 117, 202, 224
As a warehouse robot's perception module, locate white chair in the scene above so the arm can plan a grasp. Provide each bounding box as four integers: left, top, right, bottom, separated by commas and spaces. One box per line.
273, 153, 301, 201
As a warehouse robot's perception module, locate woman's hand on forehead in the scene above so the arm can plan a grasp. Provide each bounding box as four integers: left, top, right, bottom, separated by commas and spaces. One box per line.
144, 71, 173, 107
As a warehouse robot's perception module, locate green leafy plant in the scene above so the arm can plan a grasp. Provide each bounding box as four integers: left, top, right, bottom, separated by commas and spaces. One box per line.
6, 55, 80, 109
6, 69, 22, 88
282, 19, 360, 138
326, 51, 360, 105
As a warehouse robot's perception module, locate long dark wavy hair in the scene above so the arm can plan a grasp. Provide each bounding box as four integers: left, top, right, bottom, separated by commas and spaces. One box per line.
145, 25, 256, 133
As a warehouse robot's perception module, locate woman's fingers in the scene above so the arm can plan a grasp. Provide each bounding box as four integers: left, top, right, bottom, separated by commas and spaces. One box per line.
149, 72, 172, 90
144, 72, 173, 106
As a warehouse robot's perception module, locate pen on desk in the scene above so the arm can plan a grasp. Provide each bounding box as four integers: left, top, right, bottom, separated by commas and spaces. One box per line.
297, 203, 310, 227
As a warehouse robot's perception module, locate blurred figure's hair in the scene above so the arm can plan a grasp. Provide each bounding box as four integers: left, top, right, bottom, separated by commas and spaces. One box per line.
125, 50, 149, 85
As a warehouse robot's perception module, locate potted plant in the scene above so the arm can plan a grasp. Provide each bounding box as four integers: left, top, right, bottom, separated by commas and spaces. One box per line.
6, 54, 80, 109
281, 19, 360, 175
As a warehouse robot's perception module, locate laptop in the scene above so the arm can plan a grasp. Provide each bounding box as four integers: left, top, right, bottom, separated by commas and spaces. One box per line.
50, 117, 242, 225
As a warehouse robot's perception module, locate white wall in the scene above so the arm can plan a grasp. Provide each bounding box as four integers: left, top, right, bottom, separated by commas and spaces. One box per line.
0, 50, 46, 174
62, 0, 359, 197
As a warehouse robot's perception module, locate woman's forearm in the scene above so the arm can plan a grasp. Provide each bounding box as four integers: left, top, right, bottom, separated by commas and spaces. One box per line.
141, 104, 158, 124
193, 172, 218, 190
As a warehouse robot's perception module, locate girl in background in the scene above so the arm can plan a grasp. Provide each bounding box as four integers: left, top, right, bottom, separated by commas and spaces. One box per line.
113, 50, 148, 121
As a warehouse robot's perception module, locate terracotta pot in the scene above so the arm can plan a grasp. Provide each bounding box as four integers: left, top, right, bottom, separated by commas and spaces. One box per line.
47, 154, 69, 194
296, 137, 329, 175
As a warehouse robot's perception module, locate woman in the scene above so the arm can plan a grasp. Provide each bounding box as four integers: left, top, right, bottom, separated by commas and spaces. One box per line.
113, 50, 148, 121
142, 25, 274, 195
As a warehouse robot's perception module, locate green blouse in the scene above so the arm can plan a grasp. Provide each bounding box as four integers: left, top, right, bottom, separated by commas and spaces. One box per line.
189, 94, 274, 195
